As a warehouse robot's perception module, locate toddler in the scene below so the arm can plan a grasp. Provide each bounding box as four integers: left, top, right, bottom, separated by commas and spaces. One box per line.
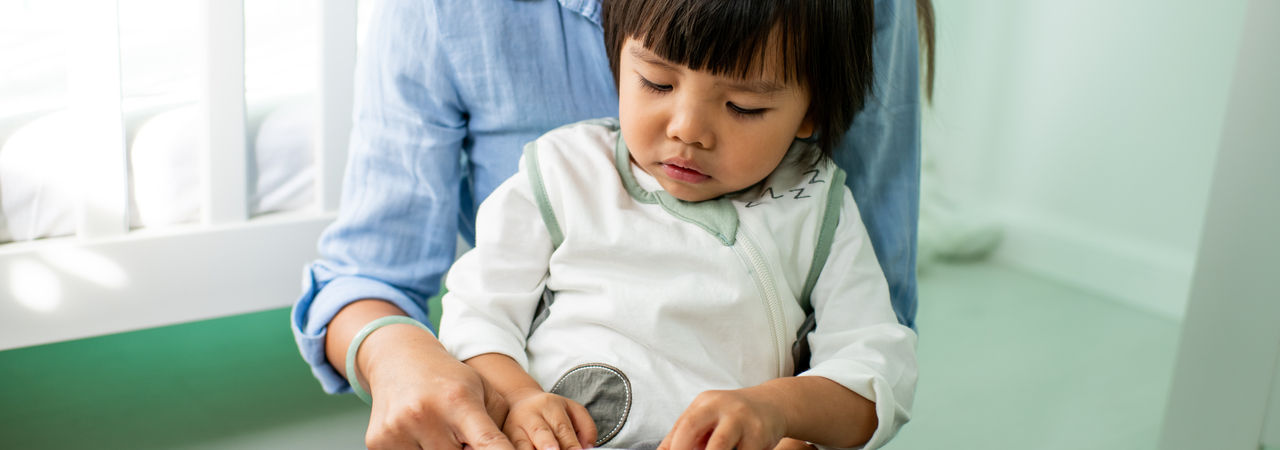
440, 0, 917, 448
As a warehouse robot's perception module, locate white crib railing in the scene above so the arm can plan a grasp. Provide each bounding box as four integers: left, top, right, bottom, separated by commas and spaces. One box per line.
203, 0, 249, 224
318, 0, 357, 212
73, 0, 129, 238
0, 0, 356, 350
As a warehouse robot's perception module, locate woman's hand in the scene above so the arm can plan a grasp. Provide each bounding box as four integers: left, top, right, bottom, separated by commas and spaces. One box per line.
326, 300, 515, 449
501, 388, 597, 450
360, 324, 515, 449
658, 389, 787, 450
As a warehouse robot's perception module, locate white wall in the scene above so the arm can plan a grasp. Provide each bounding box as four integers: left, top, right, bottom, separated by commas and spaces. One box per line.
924, 1, 1249, 319
1157, 3, 1280, 445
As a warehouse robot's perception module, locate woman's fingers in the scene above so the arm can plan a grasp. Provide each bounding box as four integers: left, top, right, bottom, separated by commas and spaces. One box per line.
363, 411, 412, 450
377, 394, 512, 450
454, 400, 517, 450
364, 381, 513, 449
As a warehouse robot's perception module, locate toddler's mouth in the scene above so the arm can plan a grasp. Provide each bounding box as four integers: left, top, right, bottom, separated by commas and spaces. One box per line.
660, 158, 710, 183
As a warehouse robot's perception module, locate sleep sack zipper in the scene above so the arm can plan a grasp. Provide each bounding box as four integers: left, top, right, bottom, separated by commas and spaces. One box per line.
734, 224, 787, 378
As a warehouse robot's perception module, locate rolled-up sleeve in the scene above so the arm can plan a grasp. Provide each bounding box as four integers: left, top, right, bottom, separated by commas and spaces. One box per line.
439, 156, 554, 370
290, 0, 467, 394
799, 189, 919, 450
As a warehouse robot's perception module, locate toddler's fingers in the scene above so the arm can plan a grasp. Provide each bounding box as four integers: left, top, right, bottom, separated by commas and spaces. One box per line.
663, 413, 716, 450
525, 422, 564, 450
505, 427, 536, 450
565, 400, 598, 448
738, 426, 780, 450
772, 438, 817, 450
703, 420, 743, 450
542, 404, 585, 449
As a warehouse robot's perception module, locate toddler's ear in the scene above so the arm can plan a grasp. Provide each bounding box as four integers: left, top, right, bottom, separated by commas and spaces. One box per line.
796, 115, 815, 139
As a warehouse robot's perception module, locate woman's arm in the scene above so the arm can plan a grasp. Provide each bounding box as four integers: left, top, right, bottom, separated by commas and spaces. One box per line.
292, 0, 467, 393
292, 0, 508, 447
836, 0, 925, 330
327, 300, 514, 450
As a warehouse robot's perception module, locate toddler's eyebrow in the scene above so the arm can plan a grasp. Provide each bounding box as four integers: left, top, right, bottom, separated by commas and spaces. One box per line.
629, 45, 679, 71
719, 78, 785, 95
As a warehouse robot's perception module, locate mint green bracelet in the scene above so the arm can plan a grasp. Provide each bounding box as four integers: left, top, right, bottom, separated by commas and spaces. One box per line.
345, 315, 432, 404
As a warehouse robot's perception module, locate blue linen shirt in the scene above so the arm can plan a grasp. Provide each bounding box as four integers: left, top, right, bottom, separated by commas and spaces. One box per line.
292, 0, 920, 394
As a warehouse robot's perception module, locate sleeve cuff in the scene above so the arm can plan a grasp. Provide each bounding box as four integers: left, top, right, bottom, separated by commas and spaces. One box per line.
438, 311, 531, 370
800, 359, 914, 450
291, 264, 434, 394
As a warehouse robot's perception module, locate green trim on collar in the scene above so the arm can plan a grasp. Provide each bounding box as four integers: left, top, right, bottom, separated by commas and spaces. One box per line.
614, 133, 739, 246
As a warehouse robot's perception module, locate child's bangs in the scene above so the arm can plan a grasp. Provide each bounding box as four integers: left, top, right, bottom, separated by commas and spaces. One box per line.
620, 0, 805, 84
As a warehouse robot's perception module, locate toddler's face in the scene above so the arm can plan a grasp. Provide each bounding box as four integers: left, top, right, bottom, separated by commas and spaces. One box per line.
618, 38, 813, 202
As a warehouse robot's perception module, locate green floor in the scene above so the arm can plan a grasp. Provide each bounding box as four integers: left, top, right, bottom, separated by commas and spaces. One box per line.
0, 261, 1181, 449
0, 307, 368, 449
887, 262, 1179, 449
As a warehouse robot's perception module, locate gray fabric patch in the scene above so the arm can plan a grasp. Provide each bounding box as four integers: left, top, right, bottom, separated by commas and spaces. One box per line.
549, 363, 633, 447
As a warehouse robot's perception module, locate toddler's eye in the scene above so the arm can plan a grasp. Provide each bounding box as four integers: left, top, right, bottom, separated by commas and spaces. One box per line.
638, 76, 672, 93
727, 102, 766, 117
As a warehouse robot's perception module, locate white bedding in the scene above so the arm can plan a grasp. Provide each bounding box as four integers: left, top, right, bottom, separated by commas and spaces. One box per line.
0, 98, 317, 244
0, 0, 346, 244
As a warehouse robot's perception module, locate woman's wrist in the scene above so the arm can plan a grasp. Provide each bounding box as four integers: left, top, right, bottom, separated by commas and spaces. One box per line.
327, 299, 422, 384
359, 321, 452, 388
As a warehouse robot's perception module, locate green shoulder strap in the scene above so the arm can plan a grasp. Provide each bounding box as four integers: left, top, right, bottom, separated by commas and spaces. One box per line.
524, 141, 564, 338
799, 167, 847, 314
523, 141, 564, 249
791, 166, 847, 375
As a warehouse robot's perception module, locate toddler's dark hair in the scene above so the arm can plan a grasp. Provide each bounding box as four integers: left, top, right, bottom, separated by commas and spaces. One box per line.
603, 0, 875, 159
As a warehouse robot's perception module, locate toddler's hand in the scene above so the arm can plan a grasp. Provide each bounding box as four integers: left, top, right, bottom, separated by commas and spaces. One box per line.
772, 438, 817, 450
502, 388, 597, 450
658, 389, 787, 450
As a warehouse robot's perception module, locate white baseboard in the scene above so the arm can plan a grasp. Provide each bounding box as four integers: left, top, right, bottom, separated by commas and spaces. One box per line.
989, 214, 1194, 321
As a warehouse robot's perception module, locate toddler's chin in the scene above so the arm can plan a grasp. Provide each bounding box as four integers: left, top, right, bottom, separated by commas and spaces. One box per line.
665, 186, 718, 203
